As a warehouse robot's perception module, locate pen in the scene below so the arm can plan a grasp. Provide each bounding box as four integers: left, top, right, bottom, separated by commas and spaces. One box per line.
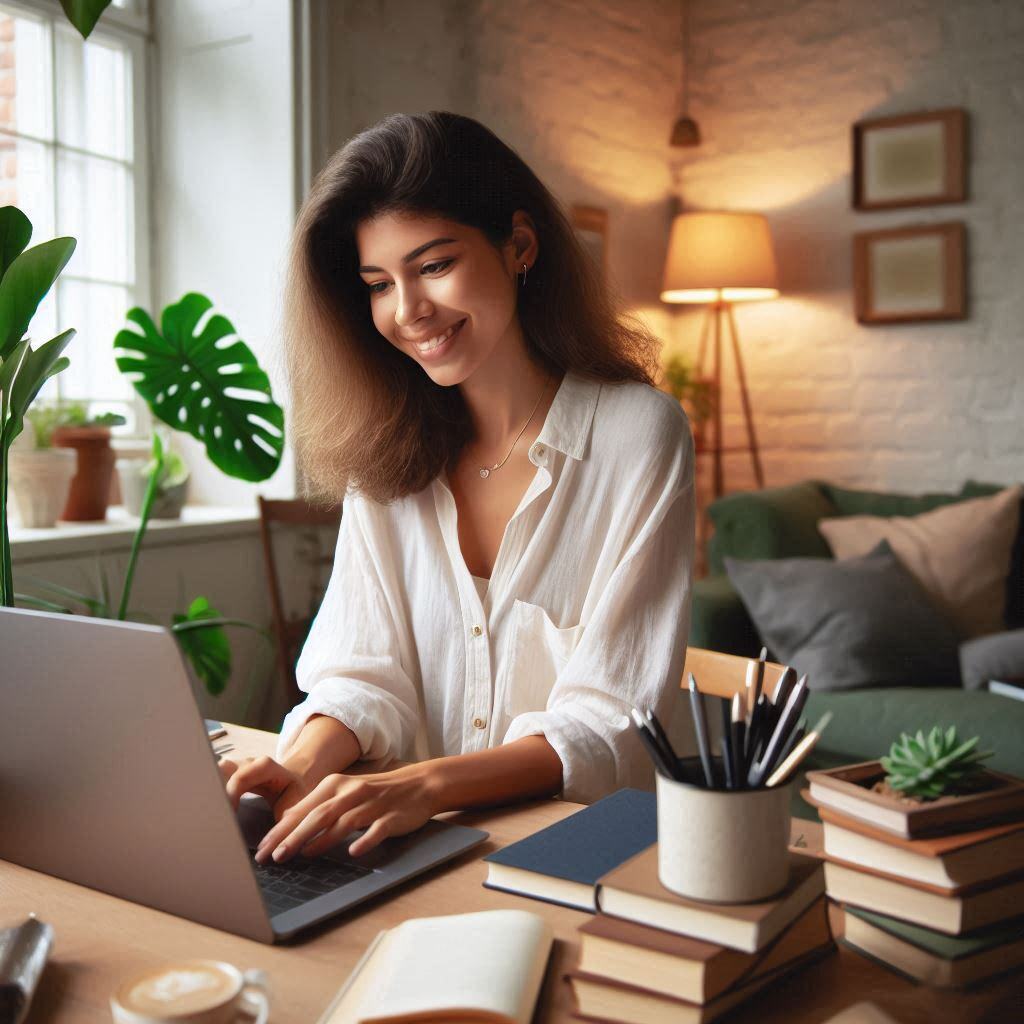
718, 694, 736, 789
766, 712, 833, 787
746, 647, 768, 725
687, 673, 715, 788
771, 665, 797, 707
744, 693, 769, 775
631, 708, 678, 781
730, 693, 746, 790
645, 707, 680, 776
748, 675, 808, 787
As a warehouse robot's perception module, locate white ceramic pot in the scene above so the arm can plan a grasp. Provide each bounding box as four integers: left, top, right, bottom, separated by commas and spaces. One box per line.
8, 447, 77, 528
656, 766, 794, 903
116, 458, 189, 519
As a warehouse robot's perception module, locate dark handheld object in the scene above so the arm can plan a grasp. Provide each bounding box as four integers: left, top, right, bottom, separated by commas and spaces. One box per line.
687, 674, 716, 788
749, 676, 809, 787
718, 694, 736, 789
0, 916, 53, 1024
631, 708, 679, 781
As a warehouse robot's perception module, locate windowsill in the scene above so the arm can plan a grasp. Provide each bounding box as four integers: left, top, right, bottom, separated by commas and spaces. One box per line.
10, 505, 261, 560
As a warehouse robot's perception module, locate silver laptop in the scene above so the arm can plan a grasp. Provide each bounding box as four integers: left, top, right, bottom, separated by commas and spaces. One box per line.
0, 608, 488, 943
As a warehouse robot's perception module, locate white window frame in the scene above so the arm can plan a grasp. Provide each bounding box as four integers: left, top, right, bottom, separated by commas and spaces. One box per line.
2, 0, 154, 436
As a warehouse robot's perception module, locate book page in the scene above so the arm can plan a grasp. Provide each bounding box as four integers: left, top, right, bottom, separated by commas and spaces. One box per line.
356, 910, 553, 1024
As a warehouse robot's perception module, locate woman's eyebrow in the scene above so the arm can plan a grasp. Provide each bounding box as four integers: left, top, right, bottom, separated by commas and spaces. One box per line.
359, 237, 457, 273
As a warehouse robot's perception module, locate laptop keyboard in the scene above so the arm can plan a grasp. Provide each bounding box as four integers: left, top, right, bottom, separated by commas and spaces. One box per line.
251, 852, 373, 916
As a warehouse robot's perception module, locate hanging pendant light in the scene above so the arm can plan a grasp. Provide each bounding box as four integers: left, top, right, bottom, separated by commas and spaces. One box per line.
670, 0, 701, 147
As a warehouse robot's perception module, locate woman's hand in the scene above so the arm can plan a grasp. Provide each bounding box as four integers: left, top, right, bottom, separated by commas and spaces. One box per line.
253, 762, 441, 863
219, 755, 315, 821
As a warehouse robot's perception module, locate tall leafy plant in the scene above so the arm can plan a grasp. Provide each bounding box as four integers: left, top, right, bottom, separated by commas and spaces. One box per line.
0, 206, 77, 606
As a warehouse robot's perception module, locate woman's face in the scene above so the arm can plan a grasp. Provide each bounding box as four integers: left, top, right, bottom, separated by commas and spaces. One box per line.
356, 211, 535, 388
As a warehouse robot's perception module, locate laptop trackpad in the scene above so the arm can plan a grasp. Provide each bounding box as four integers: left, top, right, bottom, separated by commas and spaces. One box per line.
235, 795, 389, 869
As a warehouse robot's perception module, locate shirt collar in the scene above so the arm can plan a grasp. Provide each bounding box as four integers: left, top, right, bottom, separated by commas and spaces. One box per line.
536, 370, 601, 461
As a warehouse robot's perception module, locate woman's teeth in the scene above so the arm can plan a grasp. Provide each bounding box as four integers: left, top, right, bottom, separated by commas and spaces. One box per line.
416, 320, 463, 354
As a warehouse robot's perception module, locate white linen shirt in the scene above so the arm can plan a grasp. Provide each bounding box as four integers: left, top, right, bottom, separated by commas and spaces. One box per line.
277, 370, 695, 803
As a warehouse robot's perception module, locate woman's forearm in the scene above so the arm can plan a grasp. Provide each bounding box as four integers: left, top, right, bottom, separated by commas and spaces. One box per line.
282, 713, 362, 785
419, 735, 564, 814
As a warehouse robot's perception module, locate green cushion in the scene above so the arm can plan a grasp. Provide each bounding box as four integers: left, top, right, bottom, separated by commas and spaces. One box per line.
790, 688, 1024, 820
820, 482, 968, 517
689, 575, 761, 657
706, 481, 837, 574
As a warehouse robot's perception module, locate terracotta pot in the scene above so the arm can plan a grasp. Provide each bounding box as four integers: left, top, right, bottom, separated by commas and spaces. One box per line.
53, 425, 115, 521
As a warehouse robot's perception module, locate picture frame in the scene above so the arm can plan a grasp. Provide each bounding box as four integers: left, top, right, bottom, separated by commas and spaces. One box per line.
570, 204, 608, 279
852, 108, 967, 210
853, 222, 966, 325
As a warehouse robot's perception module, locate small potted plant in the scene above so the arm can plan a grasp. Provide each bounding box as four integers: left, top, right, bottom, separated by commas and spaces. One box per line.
6, 405, 77, 529
661, 351, 716, 453
806, 726, 1023, 838
48, 401, 126, 521
117, 439, 190, 519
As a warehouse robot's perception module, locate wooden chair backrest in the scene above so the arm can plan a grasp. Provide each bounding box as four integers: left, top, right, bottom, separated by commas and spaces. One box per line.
682, 646, 787, 701
257, 496, 342, 705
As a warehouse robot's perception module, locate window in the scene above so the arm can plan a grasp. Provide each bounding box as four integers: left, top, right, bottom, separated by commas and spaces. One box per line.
0, 0, 151, 432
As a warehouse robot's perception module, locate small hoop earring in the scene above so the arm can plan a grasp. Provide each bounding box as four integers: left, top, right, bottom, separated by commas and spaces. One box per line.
520, 263, 528, 287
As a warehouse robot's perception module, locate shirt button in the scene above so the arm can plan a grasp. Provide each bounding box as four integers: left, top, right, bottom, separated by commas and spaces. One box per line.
471, 624, 483, 637
473, 717, 487, 730
535, 445, 545, 458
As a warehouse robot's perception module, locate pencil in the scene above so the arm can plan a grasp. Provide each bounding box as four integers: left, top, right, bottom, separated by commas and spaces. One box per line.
766, 712, 833, 787
645, 707, 679, 774
730, 693, 746, 789
748, 675, 808, 787
687, 673, 715, 788
719, 694, 736, 789
631, 708, 678, 781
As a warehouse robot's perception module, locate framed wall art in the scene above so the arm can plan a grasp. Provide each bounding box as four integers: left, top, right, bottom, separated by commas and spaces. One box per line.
853, 108, 967, 210
853, 222, 965, 325
571, 204, 608, 279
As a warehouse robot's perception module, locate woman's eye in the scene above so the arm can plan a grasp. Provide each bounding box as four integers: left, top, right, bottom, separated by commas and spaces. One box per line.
422, 258, 454, 275
368, 281, 388, 295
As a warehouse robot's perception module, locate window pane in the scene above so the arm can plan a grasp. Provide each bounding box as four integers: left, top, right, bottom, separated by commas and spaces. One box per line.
55, 24, 130, 160
0, 7, 53, 140
57, 150, 132, 282
55, 278, 134, 401
0, 131, 54, 238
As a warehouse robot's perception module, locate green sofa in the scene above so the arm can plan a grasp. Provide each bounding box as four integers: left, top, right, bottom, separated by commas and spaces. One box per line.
687, 479, 1024, 820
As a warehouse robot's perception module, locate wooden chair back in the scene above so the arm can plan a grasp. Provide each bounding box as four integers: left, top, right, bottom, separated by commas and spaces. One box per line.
682, 646, 787, 701
257, 496, 342, 706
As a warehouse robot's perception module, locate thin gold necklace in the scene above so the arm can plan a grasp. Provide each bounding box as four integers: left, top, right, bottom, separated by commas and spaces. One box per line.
478, 378, 551, 479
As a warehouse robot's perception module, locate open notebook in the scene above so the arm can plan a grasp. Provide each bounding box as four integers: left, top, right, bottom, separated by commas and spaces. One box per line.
318, 909, 554, 1024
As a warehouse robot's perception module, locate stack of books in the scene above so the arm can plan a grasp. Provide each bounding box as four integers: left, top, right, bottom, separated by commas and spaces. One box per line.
807, 766, 1024, 988
565, 842, 834, 1023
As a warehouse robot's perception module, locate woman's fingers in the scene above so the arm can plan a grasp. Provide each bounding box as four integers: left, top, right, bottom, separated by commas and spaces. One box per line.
271, 797, 375, 864
344, 813, 398, 858
224, 755, 292, 810
217, 757, 239, 783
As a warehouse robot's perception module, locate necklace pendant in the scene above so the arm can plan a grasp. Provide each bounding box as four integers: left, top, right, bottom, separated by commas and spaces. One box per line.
479, 467, 490, 479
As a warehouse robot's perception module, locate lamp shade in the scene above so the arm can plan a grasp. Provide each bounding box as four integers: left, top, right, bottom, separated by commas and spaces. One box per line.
661, 212, 779, 303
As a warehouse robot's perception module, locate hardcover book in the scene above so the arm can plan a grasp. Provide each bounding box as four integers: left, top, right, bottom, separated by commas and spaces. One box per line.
482, 788, 657, 912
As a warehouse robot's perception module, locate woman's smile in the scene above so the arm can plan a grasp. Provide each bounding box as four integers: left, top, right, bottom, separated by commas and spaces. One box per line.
409, 317, 467, 361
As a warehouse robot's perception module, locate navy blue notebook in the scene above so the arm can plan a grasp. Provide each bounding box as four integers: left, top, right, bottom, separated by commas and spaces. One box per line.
482, 788, 657, 912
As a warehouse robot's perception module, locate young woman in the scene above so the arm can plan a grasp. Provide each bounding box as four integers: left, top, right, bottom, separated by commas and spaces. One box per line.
222, 111, 695, 865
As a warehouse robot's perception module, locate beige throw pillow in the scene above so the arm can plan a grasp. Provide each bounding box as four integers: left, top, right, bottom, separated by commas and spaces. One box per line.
818, 485, 1022, 640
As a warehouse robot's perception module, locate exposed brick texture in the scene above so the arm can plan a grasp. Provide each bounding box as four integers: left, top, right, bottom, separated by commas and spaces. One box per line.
673, 0, 1024, 494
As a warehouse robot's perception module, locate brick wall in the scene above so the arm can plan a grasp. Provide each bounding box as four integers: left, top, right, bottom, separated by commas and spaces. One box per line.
673, 0, 1024, 493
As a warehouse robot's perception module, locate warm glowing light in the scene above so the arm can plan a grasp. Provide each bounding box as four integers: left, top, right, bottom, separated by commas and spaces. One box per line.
661, 212, 779, 306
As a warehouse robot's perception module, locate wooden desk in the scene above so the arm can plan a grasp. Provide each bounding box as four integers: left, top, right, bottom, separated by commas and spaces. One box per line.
3, 724, 1022, 1023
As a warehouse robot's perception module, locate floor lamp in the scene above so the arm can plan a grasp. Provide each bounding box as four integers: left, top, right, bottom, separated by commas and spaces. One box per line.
661, 211, 779, 498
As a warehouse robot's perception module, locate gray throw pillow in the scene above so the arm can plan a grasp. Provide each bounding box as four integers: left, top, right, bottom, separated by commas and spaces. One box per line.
724, 541, 961, 691
959, 629, 1024, 690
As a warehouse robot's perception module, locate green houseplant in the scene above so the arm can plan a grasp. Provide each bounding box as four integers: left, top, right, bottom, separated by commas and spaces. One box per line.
0, 206, 77, 604
661, 351, 716, 451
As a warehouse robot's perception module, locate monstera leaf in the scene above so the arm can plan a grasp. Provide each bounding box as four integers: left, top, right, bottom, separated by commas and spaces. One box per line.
114, 293, 284, 482
173, 596, 232, 697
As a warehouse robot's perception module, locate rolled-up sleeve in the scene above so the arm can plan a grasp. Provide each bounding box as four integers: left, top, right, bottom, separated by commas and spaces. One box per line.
502, 409, 695, 803
276, 492, 420, 765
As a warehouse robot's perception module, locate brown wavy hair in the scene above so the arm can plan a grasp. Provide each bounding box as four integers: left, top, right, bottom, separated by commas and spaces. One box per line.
283, 110, 660, 504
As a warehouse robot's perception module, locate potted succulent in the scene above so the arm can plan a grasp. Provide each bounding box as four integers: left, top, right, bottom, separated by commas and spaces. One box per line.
806, 726, 1023, 839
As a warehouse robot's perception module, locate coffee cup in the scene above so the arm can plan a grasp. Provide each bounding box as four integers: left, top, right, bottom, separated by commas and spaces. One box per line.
110, 960, 269, 1024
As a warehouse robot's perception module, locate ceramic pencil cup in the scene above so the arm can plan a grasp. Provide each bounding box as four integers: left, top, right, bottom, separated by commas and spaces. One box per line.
656, 758, 794, 903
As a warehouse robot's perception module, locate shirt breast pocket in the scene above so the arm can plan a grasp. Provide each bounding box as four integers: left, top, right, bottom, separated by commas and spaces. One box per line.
503, 598, 584, 719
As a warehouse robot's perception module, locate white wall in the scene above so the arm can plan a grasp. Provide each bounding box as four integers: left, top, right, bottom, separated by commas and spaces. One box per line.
672, 0, 1024, 494
153, 0, 300, 504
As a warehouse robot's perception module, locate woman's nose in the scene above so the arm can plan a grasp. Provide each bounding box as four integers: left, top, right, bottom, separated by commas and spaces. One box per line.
394, 285, 432, 328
